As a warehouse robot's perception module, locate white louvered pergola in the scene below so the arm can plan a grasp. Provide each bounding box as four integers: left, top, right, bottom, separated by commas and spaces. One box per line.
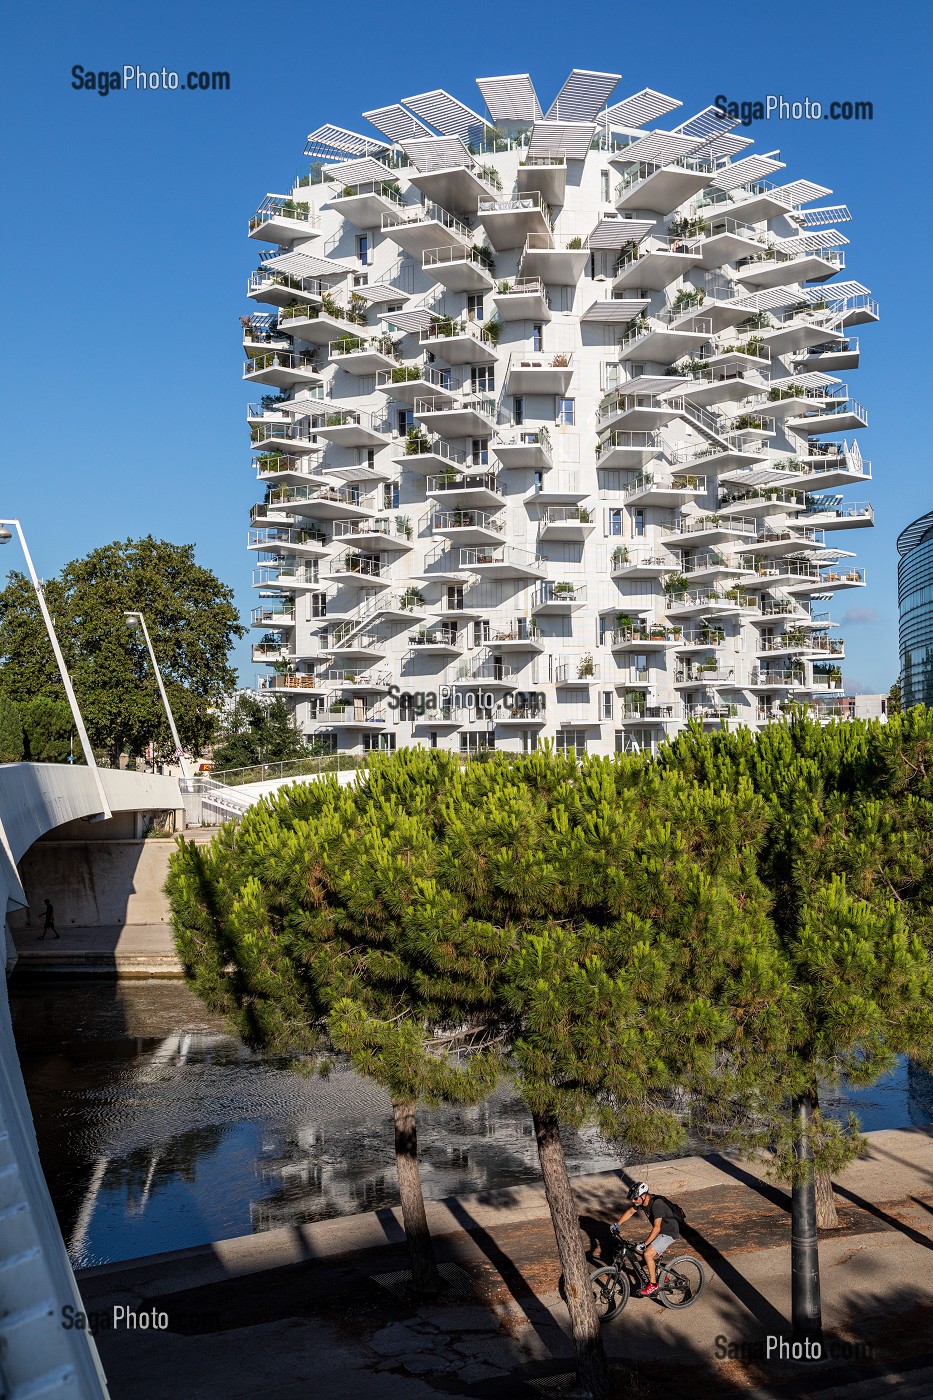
586, 216, 655, 249
323, 157, 394, 187
527, 120, 597, 161
403, 89, 492, 144
400, 135, 475, 173
476, 73, 542, 124
545, 69, 620, 121
609, 130, 704, 167
712, 152, 786, 190
802, 205, 852, 227
304, 124, 387, 159
603, 88, 682, 129
772, 178, 833, 206
581, 297, 651, 322
362, 103, 435, 143
262, 251, 352, 281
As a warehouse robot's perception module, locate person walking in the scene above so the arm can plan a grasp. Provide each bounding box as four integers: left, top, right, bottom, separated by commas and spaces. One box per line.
39, 899, 60, 940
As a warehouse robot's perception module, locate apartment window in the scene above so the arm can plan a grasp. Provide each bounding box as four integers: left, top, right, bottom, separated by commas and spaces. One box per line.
447, 584, 464, 610
366, 448, 375, 469
601, 361, 621, 393
398, 694, 416, 721
472, 619, 490, 646
466, 293, 485, 322
632, 508, 646, 538
364, 732, 396, 752
521, 730, 539, 753
396, 408, 413, 437
600, 169, 611, 203
513, 396, 524, 426
633, 653, 649, 682
556, 729, 587, 758
460, 733, 495, 754
383, 482, 400, 510
357, 234, 371, 266
471, 439, 489, 467
471, 365, 494, 394
532, 470, 543, 495
558, 397, 575, 426
532, 324, 544, 352
429, 731, 438, 749
601, 691, 614, 720
608, 508, 624, 536
310, 593, 327, 618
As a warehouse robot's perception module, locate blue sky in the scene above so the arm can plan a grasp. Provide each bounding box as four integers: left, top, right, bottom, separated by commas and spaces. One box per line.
3, 0, 929, 692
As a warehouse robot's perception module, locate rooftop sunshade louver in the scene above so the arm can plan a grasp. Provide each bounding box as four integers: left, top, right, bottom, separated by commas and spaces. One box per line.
545, 69, 621, 121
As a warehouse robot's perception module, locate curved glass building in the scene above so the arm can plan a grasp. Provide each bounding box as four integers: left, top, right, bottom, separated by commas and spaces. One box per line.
898, 511, 933, 708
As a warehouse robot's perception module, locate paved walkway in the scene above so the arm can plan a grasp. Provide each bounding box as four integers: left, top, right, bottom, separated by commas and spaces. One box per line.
10, 925, 181, 976
75, 1127, 933, 1398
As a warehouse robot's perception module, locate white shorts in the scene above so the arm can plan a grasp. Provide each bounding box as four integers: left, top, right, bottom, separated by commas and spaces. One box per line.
649, 1234, 675, 1256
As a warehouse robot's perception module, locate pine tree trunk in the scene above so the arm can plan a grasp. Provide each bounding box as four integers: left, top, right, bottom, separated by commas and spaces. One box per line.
790, 1092, 823, 1348
814, 1166, 839, 1230
391, 1099, 441, 1297
533, 1111, 609, 1399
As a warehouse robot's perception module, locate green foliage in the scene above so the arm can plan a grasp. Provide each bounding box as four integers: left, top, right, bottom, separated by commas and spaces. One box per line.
0, 537, 244, 764
0, 693, 24, 762
20, 696, 74, 762
211, 695, 311, 771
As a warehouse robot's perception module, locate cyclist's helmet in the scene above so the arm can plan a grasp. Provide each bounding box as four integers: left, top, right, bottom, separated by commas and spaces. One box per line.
627, 1182, 649, 1202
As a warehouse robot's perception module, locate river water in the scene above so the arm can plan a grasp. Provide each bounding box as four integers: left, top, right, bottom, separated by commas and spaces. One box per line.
10, 979, 933, 1270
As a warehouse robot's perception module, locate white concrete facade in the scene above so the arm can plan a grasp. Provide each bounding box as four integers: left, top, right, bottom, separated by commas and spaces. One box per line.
245, 72, 876, 758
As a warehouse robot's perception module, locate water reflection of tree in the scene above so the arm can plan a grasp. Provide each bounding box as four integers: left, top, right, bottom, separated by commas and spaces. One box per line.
908, 1060, 933, 1126
104, 1123, 228, 1214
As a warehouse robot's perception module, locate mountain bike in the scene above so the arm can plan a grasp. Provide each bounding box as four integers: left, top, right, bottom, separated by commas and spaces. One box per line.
589, 1238, 706, 1320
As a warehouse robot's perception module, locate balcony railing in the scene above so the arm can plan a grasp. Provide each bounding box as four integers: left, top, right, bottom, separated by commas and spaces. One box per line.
400, 434, 465, 464
478, 191, 552, 219
597, 430, 667, 460
335, 179, 404, 206
423, 244, 495, 273
542, 506, 593, 526
433, 511, 504, 533
495, 276, 548, 301
248, 269, 323, 299
332, 518, 410, 542
614, 154, 715, 199
555, 662, 603, 683
249, 196, 320, 234
623, 471, 707, 498
414, 394, 496, 420
381, 202, 471, 240
426, 472, 501, 496
244, 350, 319, 376
532, 582, 586, 606
330, 553, 383, 578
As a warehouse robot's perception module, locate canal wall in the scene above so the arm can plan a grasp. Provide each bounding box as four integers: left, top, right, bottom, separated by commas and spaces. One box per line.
8, 838, 176, 930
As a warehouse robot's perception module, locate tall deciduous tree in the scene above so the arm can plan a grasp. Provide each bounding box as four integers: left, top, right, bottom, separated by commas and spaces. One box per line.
0, 536, 244, 764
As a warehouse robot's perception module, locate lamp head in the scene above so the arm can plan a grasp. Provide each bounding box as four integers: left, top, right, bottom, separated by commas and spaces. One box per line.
124, 612, 141, 629
0, 526, 12, 545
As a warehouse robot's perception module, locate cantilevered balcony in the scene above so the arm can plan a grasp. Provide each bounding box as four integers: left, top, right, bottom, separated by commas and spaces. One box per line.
329, 334, 400, 376
609, 547, 674, 579
665, 588, 757, 619
800, 500, 874, 531
614, 156, 715, 215
253, 562, 320, 592
490, 430, 553, 470
530, 580, 586, 613
331, 517, 414, 551
736, 245, 844, 290
617, 312, 712, 364
249, 415, 319, 455
425, 472, 503, 509
324, 553, 390, 586
491, 277, 551, 322
463, 546, 546, 581
757, 633, 845, 660
759, 307, 845, 357
800, 337, 860, 372
747, 667, 808, 692
519, 233, 589, 285
622, 470, 707, 507
265, 483, 373, 521
248, 525, 329, 559
696, 179, 798, 226
377, 362, 454, 407
243, 351, 322, 390
406, 626, 464, 657
252, 640, 293, 664
517, 153, 567, 207
423, 245, 495, 293
598, 389, 682, 434
278, 302, 364, 346
487, 620, 545, 652
612, 236, 702, 291
696, 215, 769, 269
785, 398, 868, 435
315, 700, 388, 727
252, 452, 319, 487
539, 506, 596, 541
380, 202, 472, 255
596, 431, 668, 470
247, 269, 323, 308
311, 407, 388, 448
248, 196, 322, 244
674, 663, 738, 687
392, 432, 465, 474
505, 352, 574, 397
664, 514, 758, 548
419, 318, 497, 366
433, 509, 504, 546
405, 163, 497, 216
794, 441, 872, 490
251, 603, 296, 629
415, 394, 496, 439
607, 624, 681, 651
328, 179, 405, 228
477, 192, 552, 251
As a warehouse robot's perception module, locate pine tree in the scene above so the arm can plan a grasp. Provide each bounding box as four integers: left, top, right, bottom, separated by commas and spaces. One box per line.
0, 693, 24, 763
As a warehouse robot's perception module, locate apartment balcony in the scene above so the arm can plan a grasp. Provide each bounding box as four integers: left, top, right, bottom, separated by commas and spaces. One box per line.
247, 269, 323, 308
760, 309, 844, 357
836, 294, 879, 328
744, 560, 823, 589
665, 589, 757, 618
490, 430, 553, 470
752, 526, 824, 556
623, 471, 707, 507
617, 314, 712, 364
249, 501, 294, 529
415, 394, 496, 439
278, 303, 363, 346
266, 483, 372, 521
328, 179, 405, 228
252, 452, 319, 487
419, 318, 497, 366
530, 581, 586, 613
609, 548, 673, 579
315, 701, 387, 727
242, 318, 291, 357
554, 661, 603, 686
518, 233, 589, 285
491, 277, 551, 323
681, 365, 769, 409
316, 668, 394, 693
248, 525, 329, 559
718, 487, 806, 519
492, 704, 547, 726
796, 442, 872, 491
331, 517, 414, 552
697, 216, 769, 269
598, 389, 682, 434
736, 246, 844, 290
412, 707, 462, 729
800, 337, 860, 372
380, 203, 472, 256
323, 553, 392, 589
329, 334, 399, 377
617, 701, 684, 725
477, 192, 552, 251
761, 384, 817, 421
697, 179, 797, 226
253, 563, 320, 592
612, 237, 702, 291
252, 642, 292, 664
433, 509, 504, 546
785, 399, 869, 435
757, 634, 845, 659
668, 515, 757, 549
486, 622, 544, 652
506, 353, 573, 397
249, 415, 319, 455
248, 196, 321, 244
596, 431, 667, 470
674, 664, 738, 687
323, 633, 386, 664
722, 411, 776, 440
378, 362, 455, 407
669, 438, 769, 477
243, 351, 322, 389
747, 668, 808, 692
683, 703, 740, 725
675, 626, 728, 654
462, 545, 546, 581
801, 501, 874, 531
469, 659, 522, 689
406, 628, 464, 657
810, 668, 845, 693
613, 156, 714, 215
405, 163, 497, 216
423, 245, 495, 293
312, 408, 387, 448
425, 472, 503, 509
516, 152, 567, 206
539, 506, 596, 541
392, 432, 465, 474
816, 567, 866, 591
607, 625, 682, 651
524, 472, 588, 506
250, 603, 296, 628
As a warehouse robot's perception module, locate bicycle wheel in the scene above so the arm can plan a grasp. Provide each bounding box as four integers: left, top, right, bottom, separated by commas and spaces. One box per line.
589, 1265, 631, 1321
658, 1255, 706, 1309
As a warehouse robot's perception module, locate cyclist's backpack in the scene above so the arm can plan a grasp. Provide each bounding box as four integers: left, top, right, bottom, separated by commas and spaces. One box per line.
653, 1194, 687, 1225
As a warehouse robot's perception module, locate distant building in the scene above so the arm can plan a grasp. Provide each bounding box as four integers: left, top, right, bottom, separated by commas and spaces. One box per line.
897, 512, 933, 708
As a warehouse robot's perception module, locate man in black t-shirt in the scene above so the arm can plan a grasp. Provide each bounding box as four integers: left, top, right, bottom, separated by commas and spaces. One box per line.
611, 1181, 680, 1297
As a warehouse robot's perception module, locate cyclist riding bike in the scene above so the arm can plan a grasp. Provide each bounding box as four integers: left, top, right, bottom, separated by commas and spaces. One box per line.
611, 1182, 681, 1297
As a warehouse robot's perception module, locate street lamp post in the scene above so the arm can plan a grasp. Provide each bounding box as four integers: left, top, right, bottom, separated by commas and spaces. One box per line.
0, 518, 112, 820
124, 612, 192, 783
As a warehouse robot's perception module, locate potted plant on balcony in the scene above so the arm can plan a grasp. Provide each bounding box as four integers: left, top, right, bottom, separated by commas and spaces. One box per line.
577, 653, 595, 679
395, 515, 413, 540
611, 545, 629, 568
551, 581, 575, 596
481, 318, 502, 345
567, 236, 583, 249
577, 507, 593, 523
550, 353, 570, 367
537, 424, 551, 448
664, 572, 690, 595
405, 426, 430, 454
615, 613, 634, 630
